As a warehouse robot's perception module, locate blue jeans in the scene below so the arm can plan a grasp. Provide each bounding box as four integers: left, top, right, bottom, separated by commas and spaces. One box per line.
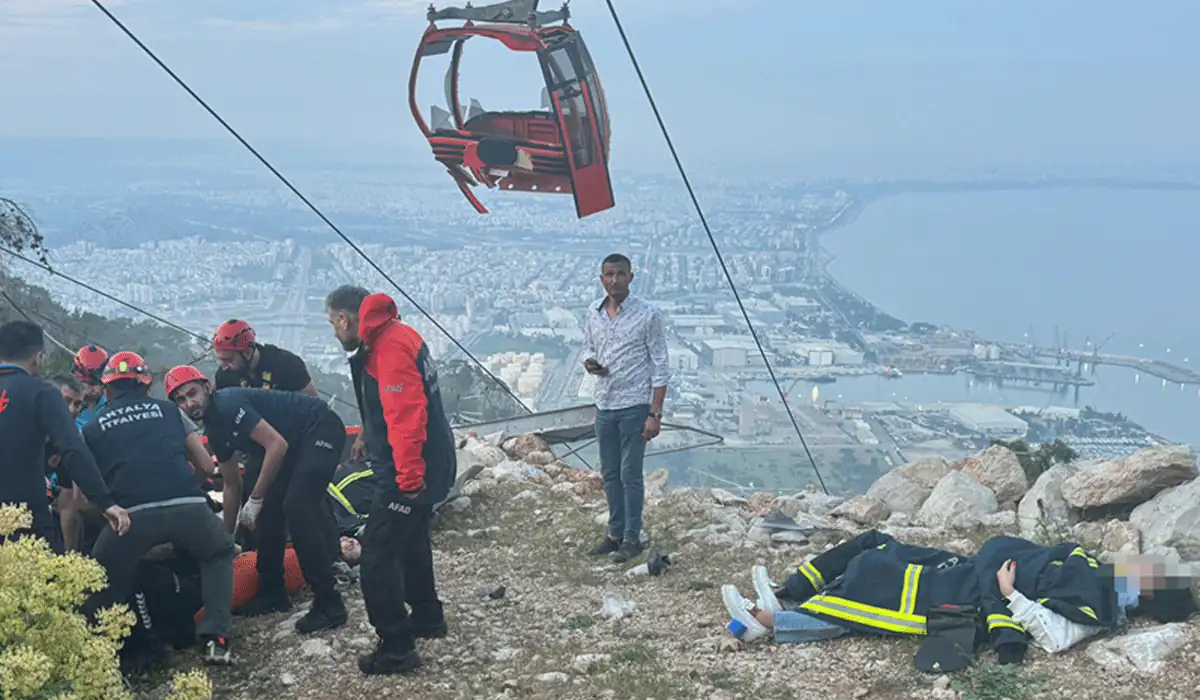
773, 611, 849, 644
595, 404, 650, 543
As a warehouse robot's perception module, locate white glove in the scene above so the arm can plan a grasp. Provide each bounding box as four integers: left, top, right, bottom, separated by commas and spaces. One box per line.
239, 497, 263, 530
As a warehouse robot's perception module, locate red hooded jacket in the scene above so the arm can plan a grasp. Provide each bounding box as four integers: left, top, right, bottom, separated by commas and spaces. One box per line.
351, 293, 456, 502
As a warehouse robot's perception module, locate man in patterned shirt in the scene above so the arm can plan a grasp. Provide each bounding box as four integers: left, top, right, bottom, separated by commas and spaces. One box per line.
582, 253, 670, 564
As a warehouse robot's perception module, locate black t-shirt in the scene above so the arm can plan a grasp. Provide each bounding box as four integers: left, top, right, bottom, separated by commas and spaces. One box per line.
214, 344, 312, 393
203, 387, 328, 464
82, 393, 204, 508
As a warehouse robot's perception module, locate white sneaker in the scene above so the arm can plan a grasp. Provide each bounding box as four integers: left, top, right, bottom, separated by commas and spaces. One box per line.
721, 584, 768, 643
752, 565, 782, 614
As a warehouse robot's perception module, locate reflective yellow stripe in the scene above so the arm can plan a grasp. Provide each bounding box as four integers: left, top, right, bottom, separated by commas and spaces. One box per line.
1070, 547, 1099, 568
876, 543, 888, 550
326, 484, 358, 516
336, 468, 375, 492
1037, 598, 1049, 604
987, 614, 1024, 634
800, 594, 926, 635
899, 564, 923, 616
1050, 560, 1062, 566
798, 561, 826, 591
1079, 606, 1097, 620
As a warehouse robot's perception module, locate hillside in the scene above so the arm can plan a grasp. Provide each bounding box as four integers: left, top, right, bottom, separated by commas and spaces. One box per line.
132, 435, 1200, 700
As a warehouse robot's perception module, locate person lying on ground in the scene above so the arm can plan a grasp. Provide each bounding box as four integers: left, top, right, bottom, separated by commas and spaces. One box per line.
721, 530, 1195, 663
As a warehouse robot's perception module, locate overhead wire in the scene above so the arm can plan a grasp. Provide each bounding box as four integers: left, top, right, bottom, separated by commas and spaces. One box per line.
602, 0, 830, 493
0, 284, 85, 354
86, 0, 533, 419
0, 246, 356, 410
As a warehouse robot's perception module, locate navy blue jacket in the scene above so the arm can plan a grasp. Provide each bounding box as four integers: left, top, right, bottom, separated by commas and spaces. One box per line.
82, 392, 204, 509
203, 387, 329, 463
0, 365, 115, 532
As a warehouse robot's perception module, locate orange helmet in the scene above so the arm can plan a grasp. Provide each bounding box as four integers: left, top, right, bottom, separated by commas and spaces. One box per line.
102, 351, 152, 386
72, 345, 109, 385
213, 319, 256, 353
164, 365, 210, 398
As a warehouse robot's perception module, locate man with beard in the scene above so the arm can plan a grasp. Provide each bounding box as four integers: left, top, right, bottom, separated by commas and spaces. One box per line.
166, 364, 347, 633
324, 285, 456, 676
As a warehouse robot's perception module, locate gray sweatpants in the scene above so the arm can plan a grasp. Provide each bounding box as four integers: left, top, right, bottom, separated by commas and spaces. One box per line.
88, 501, 235, 640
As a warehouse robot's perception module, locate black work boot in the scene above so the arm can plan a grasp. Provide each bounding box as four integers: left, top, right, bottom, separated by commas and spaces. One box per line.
232, 590, 292, 617
588, 536, 621, 556
296, 592, 348, 634
610, 539, 644, 564
358, 638, 422, 676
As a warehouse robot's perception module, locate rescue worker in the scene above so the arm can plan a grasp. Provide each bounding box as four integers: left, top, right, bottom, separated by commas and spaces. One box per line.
721, 530, 1195, 664
0, 320, 128, 549
210, 319, 341, 546
72, 344, 109, 429
166, 365, 348, 633
324, 285, 456, 676
80, 351, 237, 665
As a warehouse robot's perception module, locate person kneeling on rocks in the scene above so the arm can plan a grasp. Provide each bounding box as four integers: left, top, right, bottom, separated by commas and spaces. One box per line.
721, 530, 1195, 666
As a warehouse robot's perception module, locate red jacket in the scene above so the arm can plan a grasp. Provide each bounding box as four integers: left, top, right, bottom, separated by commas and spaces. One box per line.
352, 294, 456, 502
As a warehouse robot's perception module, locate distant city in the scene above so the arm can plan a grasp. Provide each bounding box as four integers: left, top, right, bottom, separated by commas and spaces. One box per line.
6, 145, 1199, 495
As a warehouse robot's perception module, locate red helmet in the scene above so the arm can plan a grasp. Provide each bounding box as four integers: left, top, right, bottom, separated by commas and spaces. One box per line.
102, 351, 152, 386
164, 365, 210, 398
72, 345, 109, 385
213, 319, 256, 353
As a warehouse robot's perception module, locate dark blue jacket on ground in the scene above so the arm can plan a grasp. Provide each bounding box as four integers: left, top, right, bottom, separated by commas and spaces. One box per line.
0, 365, 115, 533
82, 392, 204, 509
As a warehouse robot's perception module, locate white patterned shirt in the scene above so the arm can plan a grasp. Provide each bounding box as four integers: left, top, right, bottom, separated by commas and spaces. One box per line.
583, 294, 670, 411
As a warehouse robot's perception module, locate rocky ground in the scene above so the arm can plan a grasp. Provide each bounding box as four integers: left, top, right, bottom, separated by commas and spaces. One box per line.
138, 437, 1200, 700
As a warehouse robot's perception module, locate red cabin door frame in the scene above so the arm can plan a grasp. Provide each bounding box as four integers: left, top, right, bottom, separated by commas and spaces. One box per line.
537, 35, 615, 218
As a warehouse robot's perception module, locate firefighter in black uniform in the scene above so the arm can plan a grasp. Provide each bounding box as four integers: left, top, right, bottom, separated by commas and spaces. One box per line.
209, 319, 346, 558
80, 351, 236, 665
167, 364, 348, 634
0, 320, 128, 549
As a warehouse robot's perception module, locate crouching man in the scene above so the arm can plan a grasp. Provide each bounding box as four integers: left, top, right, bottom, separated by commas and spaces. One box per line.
80, 352, 236, 665
166, 364, 347, 634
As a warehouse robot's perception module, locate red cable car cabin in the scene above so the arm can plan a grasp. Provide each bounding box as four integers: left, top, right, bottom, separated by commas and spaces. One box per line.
409, 0, 615, 219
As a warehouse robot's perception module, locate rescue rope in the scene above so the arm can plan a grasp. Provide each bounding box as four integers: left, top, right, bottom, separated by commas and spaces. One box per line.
86, 0, 532, 418
602, 0, 830, 493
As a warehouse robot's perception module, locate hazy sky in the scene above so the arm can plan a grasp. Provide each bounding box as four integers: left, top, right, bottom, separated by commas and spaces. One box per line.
3, 1, 1199, 176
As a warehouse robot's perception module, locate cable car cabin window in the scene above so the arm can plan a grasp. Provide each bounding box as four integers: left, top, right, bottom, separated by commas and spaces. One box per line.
545, 46, 579, 84
552, 85, 594, 169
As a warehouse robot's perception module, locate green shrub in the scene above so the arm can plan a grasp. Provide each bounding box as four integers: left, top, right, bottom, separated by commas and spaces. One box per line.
0, 504, 211, 699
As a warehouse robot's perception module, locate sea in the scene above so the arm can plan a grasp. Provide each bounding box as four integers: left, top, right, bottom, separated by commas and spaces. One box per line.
820, 187, 1200, 447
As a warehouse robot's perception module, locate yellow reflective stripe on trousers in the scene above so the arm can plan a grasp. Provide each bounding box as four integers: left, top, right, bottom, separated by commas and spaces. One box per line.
326, 484, 358, 516
1079, 606, 1097, 620
899, 564, 923, 616
798, 561, 826, 591
800, 594, 926, 635
987, 613, 1024, 633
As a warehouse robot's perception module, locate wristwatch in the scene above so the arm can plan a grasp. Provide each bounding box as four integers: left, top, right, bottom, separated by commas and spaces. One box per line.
649, 411, 663, 420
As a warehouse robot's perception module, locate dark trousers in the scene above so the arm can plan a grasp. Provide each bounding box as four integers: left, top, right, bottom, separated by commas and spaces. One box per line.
255, 412, 345, 602
360, 479, 444, 649
84, 502, 235, 640
596, 403, 650, 543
